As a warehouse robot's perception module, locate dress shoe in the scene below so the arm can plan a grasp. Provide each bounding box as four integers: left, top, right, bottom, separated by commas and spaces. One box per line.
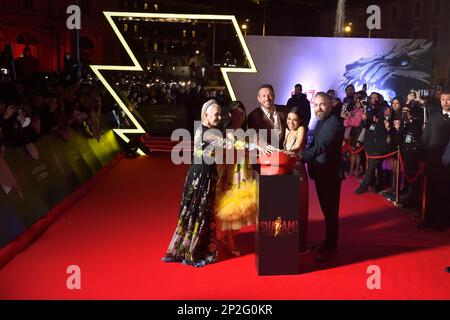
299, 246, 311, 254
314, 242, 338, 252
314, 249, 335, 263
372, 187, 384, 194
384, 192, 396, 201
402, 201, 417, 210
417, 222, 432, 229
354, 185, 369, 195
222, 240, 240, 257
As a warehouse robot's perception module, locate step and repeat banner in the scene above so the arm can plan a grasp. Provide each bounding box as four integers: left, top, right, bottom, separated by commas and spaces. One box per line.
0, 114, 122, 248
138, 104, 189, 136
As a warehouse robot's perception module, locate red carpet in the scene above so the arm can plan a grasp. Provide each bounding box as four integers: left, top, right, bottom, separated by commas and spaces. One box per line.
141, 135, 193, 153
0, 155, 449, 300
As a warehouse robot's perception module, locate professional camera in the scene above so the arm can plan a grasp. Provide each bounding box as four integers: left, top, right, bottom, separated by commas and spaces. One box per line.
401, 110, 410, 123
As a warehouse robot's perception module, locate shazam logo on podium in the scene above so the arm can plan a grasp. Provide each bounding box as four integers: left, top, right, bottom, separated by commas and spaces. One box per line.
260, 217, 299, 237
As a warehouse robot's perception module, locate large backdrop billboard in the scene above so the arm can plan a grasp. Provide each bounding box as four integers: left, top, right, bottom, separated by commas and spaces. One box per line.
229, 36, 433, 124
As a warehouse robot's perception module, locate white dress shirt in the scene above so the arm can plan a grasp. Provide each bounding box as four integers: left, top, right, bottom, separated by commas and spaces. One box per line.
260, 106, 281, 142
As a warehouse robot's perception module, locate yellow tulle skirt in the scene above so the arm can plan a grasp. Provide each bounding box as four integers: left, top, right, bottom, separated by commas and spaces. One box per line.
215, 180, 257, 231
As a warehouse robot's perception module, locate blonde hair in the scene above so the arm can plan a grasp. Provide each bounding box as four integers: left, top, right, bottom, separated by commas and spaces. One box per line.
201, 99, 219, 123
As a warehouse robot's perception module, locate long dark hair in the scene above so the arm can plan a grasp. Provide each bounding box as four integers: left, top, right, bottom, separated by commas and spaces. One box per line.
228, 100, 248, 130
288, 106, 305, 126
391, 96, 405, 108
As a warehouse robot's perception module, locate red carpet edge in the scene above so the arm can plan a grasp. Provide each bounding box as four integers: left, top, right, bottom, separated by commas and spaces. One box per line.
0, 153, 125, 270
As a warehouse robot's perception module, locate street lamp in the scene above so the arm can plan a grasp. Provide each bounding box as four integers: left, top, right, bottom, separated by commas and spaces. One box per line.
241, 19, 249, 36
241, 23, 248, 36
344, 22, 352, 37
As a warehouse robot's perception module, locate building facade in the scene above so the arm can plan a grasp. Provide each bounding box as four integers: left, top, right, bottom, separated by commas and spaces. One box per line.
0, 0, 121, 74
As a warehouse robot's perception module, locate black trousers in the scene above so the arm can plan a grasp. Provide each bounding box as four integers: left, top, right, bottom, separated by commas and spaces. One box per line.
402, 151, 420, 207
314, 173, 342, 251
425, 173, 449, 226
360, 158, 383, 189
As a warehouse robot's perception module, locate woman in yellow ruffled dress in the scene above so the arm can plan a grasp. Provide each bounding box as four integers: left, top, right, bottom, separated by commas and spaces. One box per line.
215, 101, 256, 257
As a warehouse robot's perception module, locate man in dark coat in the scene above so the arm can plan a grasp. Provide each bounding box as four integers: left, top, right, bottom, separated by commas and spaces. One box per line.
355, 92, 388, 194
443, 139, 450, 166
419, 90, 450, 231
299, 92, 344, 262
286, 83, 311, 129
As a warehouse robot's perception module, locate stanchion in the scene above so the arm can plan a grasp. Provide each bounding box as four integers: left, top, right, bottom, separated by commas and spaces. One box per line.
365, 151, 398, 160
421, 174, 427, 222
394, 147, 400, 207
349, 144, 426, 213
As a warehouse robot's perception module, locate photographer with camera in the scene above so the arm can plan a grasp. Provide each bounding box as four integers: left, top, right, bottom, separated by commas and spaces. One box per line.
1, 102, 39, 159
343, 84, 356, 107
378, 97, 404, 201
355, 92, 389, 195
406, 91, 425, 129
383, 113, 403, 202
426, 85, 443, 117
343, 96, 365, 177
399, 105, 423, 211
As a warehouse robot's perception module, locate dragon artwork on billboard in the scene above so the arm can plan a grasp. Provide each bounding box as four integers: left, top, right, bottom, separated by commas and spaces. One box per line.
340, 39, 432, 100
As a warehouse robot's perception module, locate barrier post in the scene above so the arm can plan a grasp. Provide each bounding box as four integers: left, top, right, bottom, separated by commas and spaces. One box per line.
421, 171, 427, 221
394, 147, 400, 207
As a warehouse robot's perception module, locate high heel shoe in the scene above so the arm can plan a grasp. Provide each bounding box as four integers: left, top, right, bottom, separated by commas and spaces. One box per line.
222, 239, 241, 257
228, 247, 241, 257
229, 246, 241, 257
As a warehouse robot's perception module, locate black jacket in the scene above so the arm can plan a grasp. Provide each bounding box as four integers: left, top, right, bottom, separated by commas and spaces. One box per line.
420, 112, 450, 175
248, 106, 287, 148
387, 127, 403, 152
363, 105, 388, 155
301, 114, 344, 180
443, 139, 450, 166
286, 93, 311, 128
400, 120, 422, 154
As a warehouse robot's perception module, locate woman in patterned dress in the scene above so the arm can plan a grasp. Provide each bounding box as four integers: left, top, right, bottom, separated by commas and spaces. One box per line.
163, 99, 222, 267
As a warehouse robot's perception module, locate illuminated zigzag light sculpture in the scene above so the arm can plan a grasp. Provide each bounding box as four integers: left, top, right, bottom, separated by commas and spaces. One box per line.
90, 12, 258, 155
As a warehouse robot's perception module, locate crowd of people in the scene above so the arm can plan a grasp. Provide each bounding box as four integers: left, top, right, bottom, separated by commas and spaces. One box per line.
0, 73, 118, 160
113, 72, 229, 107
287, 83, 449, 231
0, 62, 235, 160
111, 71, 231, 132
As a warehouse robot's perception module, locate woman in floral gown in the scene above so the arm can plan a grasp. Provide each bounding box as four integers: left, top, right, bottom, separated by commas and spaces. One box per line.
163, 99, 222, 267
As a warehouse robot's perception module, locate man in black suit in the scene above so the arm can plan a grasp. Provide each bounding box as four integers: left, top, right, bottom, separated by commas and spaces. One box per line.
419, 90, 450, 231
286, 84, 311, 129
299, 92, 344, 262
443, 139, 450, 166
248, 84, 287, 149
